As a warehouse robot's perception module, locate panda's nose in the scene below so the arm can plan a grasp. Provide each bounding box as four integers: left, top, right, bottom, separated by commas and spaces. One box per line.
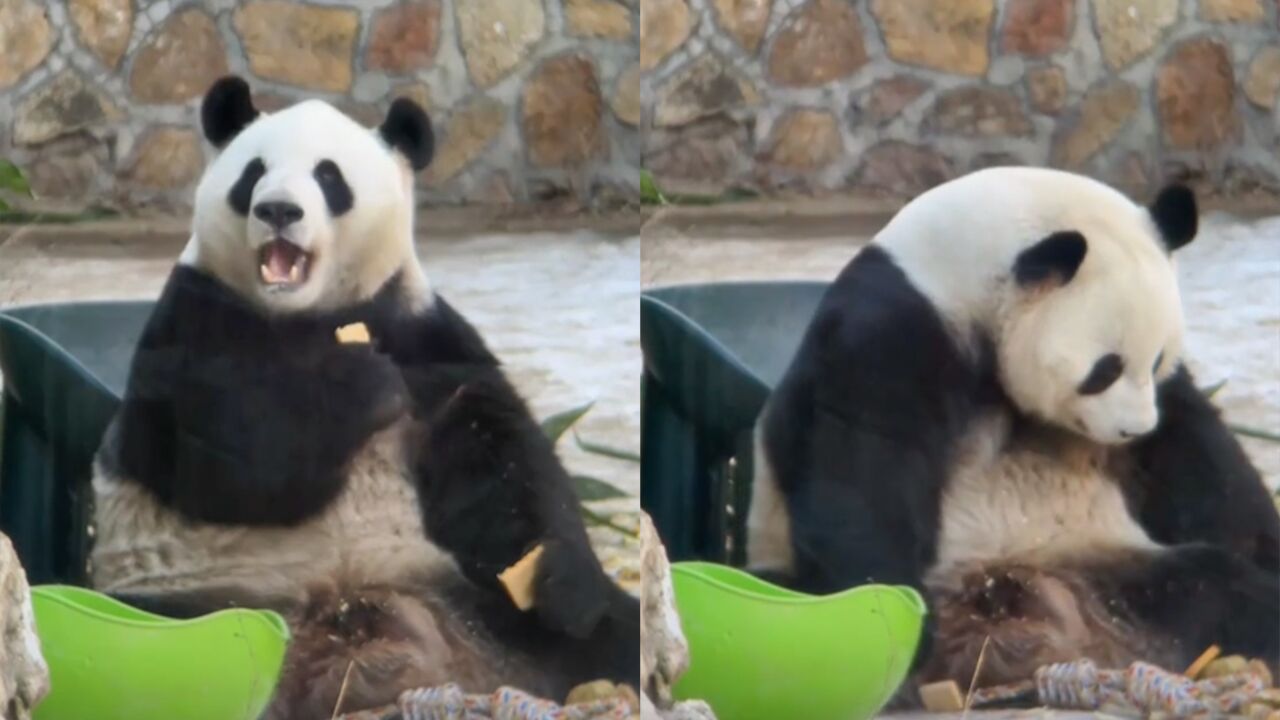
253, 201, 304, 229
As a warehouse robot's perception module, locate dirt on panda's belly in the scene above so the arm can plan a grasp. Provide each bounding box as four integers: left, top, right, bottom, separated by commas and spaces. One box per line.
88, 419, 457, 605
927, 412, 1157, 587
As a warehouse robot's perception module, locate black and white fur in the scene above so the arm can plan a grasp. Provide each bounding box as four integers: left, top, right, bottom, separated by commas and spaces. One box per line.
89, 76, 637, 717
748, 167, 1279, 688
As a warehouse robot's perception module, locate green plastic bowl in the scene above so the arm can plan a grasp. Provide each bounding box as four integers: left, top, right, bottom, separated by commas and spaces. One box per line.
31, 585, 290, 720
670, 562, 925, 720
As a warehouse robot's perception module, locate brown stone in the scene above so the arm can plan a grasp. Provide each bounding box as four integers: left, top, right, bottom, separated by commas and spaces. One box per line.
124, 127, 204, 188
711, 0, 772, 53
1001, 0, 1074, 55
768, 0, 867, 87
924, 86, 1032, 137
1244, 45, 1280, 108
865, 76, 930, 125
468, 171, 517, 205
644, 116, 750, 194
335, 101, 383, 128
130, 9, 228, 104
870, 0, 994, 76
0, 0, 53, 89
566, 0, 632, 40
611, 63, 641, 126
1092, 0, 1179, 70
251, 92, 296, 113
970, 152, 1025, 171
1156, 38, 1240, 151
1200, 0, 1266, 21
1118, 151, 1150, 192
641, 0, 692, 70
761, 109, 841, 172
458, 0, 546, 87
654, 54, 758, 127
425, 97, 507, 185
852, 141, 953, 197
69, 0, 133, 69
1050, 79, 1139, 167
234, 1, 359, 93
1027, 65, 1067, 114
522, 55, 604, 168
366, 0, 441, 74
15, 71, 120, 145
24, 134, 108, 201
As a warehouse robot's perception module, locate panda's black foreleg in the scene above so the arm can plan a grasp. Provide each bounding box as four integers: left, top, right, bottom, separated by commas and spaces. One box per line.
1100, 544, 1280, 666
1127, 365, 1280, 572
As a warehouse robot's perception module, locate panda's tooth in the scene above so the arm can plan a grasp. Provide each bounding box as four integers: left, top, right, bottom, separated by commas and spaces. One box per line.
260, 263, 272, 283
289, 264, 301, 283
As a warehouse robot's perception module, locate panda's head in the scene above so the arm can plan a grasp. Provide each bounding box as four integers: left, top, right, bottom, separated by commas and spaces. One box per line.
186, 76, 435, 313
997, 183, 1198, 446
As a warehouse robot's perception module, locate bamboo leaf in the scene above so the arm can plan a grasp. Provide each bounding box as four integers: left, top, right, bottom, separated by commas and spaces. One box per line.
1229, 423, 1280, 444
1201, 379, 1228, 400
0, 160, 31, 197
640, 170, 666, 206
580, 506, 638, 537
540, 402, 594, 444
574, 432, 641, 463
572, 474, 629, 501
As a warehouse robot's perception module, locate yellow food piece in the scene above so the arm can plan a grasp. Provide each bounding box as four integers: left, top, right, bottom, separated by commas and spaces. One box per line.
497, 544, 545, 611
566, 680, 617, 706
1184, 644, 1221, 678
1202, 655, 1249, 679
335, 322, 371, 344
918, 680, 964, 712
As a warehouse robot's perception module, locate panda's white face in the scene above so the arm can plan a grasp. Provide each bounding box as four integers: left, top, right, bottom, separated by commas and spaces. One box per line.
999, 241, 1184, 445
187, 82, 433, 314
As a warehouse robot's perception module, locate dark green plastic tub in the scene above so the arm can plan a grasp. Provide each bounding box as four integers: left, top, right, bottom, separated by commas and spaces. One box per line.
0, 301, 152, 584
640, 282, 827, 564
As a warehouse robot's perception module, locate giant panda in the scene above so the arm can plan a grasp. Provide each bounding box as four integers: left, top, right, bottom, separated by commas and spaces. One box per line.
88, 76, 638, 717
746, 166, 1280, 688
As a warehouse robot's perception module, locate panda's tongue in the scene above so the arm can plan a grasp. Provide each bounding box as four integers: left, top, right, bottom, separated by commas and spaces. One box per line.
259, 240, 307, 285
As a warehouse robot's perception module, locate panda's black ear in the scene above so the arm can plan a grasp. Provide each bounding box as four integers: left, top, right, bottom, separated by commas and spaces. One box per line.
380, 98, 434, 171
1149, 183, 1197, 252
1013, 231, 1087, 288
201, 76, 258, 149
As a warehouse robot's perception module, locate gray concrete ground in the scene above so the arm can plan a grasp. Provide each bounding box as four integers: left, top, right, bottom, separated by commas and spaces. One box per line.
0, 220, 642, 588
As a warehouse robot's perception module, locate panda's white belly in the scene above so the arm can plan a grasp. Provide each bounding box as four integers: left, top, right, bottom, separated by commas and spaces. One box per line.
89, 418, 457, 602
929, 413, 1156, 582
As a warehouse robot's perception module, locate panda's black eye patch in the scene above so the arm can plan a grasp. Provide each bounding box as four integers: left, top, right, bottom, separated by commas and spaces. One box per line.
228, 158, 265, 216
314, 160, 353, 216
1078, 353, 1125, 395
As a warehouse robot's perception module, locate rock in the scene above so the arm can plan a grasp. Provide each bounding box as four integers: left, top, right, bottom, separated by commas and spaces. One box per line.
870, 0, 994, 76
334, 101, 382, 128
1001, 0, 1074, 56
130, 9, 228, 104
522, 54, 605, 168
1117, 151, 1149, 192
1200, 0, 1266, 21
15, 71, 120, 145
767, 0, 867, 87
365, 0, 441, 74
391, 83, 434, 113
1155, 38, 1240, 150
644, 116, 750, 194
641, 0, 692, 70
640, 512, 689, 709
0, 0, 53, 90
24, 133, 109, 200
233, 1, 359, 92
468, 170, 516, 205
1244, 45, 1280, 108
457, 0, 546, 87
760, 109, 841, 172
1026, 65, 1067, 114
69, 0, 133, 69
611, 63, 641, 126
923, 86, 1032, 137
0, 533, 48, 720
654, 54, 758, 127
1050, 79, 1138, 167
424, 96, 507, 185
863, 75, 930, 125
1092, 0, 1179, 70
710, 0, 771, 53
851, 141, 953, 197
971, 151, 1025, 170
122, 126, 204, 188
565, 0, 632, 40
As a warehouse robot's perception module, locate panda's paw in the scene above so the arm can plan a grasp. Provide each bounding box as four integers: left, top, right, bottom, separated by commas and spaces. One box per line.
322, 345, 410, 427
533, 539, 610, 639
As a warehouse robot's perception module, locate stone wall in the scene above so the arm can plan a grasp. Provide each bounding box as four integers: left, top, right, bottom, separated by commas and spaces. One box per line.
0, 0, 640, 213
641, 0, 1280, 205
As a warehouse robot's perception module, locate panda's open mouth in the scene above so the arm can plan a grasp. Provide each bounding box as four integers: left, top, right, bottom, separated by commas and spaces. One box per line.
258, 238, 312, 288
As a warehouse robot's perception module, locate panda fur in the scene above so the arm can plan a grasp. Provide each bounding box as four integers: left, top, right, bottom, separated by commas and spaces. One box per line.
748, 167, 1280, 688
89, 76, 638, 717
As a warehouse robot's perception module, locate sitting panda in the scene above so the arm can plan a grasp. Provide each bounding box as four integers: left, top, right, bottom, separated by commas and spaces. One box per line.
747, 167, 1280, 687
88, 76, 637, 717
